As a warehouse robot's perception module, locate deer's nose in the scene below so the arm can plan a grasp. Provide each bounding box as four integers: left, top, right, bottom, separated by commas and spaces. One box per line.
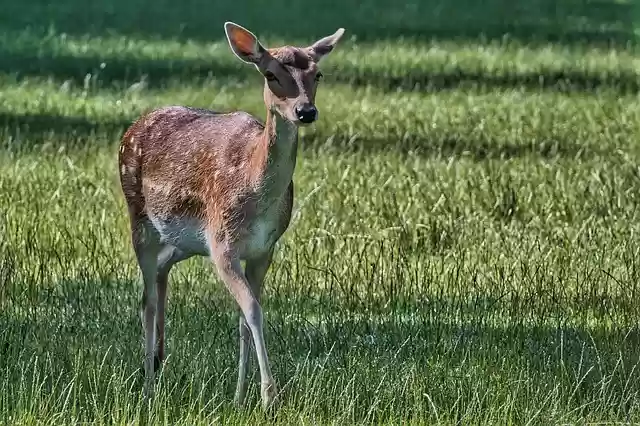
295, 103, 318, 124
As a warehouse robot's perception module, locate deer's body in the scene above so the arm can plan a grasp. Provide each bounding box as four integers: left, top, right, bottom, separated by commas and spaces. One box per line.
118, 22, 344, 410
120, 106, 295, 260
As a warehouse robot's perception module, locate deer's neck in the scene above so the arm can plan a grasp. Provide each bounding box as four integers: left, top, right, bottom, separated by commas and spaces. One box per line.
251, 109, 298, 196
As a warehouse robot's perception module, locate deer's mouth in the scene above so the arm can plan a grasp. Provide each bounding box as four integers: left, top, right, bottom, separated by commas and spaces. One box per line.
292, 118, 316, 127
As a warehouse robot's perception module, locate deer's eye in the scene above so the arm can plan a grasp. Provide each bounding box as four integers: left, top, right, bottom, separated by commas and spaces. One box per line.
315, 72, 323, 82
264, 71, 278, 82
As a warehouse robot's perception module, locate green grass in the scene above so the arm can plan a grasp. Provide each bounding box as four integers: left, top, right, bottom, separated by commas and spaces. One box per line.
2, 0, 640, 424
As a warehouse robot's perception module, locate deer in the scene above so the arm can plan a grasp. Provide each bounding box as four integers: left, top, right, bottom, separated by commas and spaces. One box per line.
117, 21, 345, 410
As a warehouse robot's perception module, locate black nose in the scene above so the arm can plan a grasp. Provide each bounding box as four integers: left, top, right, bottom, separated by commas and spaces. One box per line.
295, 104, 318, 123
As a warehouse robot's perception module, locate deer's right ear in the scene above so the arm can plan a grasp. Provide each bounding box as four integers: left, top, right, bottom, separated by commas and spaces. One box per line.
308, 28, 345, 62
224, 22, 265, 64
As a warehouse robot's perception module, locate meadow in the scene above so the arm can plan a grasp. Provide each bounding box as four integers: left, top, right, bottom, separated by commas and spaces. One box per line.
1, 0, 640, 424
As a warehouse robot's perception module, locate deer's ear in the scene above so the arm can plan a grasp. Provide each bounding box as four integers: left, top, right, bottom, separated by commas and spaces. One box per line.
224, 22, 265, 64
308, 28, 345, 62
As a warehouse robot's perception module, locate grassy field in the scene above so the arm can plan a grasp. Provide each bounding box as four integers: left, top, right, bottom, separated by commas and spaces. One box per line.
2, 0, 640, 424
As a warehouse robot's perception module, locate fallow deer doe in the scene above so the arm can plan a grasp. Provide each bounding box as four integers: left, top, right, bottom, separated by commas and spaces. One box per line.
118, 22, 345, 409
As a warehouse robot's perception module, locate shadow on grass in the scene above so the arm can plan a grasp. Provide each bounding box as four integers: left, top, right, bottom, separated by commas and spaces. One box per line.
345, 68, 640, 94
2, 48, 640, 96
0, 49, 247, 91
0, 112, 132, 150
0, 111, 600, 160
0, 112, 131, 135
0, 0, 636, 47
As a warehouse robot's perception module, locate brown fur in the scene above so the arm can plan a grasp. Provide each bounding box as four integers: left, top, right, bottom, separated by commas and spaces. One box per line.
119, 107, 291, 245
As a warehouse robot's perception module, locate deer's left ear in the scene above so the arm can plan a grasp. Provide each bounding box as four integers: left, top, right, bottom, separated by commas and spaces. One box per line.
307, 28, 345, 62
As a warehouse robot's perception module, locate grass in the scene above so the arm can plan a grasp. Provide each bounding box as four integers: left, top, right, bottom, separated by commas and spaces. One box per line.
1, 0, 640, 424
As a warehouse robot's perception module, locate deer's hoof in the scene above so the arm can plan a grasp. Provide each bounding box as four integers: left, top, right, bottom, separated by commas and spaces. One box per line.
139, 355, 162, 377
261, 380, 279, 411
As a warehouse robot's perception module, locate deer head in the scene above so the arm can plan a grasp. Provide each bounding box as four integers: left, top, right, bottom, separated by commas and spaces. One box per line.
224, 22, 345, 126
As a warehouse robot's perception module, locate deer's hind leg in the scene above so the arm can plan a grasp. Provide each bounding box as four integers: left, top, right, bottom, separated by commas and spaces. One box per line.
155, 246, 191, 366
131, 221, 162, 398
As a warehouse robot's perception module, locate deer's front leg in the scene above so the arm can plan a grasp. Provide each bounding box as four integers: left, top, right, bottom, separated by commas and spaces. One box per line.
209, 244, 278, 410
235, 249, 275, 407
